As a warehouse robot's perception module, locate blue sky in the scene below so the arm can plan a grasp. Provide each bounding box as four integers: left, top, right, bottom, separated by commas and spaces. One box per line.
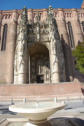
0, 0, 83, 10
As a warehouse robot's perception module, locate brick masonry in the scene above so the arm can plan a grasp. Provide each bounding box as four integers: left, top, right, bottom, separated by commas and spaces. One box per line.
0, 81, 83, 101
0, 3, 84, 84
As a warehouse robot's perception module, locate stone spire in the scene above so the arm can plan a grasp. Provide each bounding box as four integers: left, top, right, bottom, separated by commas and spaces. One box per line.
21, 7, 28, 25
81, 0, 84, 9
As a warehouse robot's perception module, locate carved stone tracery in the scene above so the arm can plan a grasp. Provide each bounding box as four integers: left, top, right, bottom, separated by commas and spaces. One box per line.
14, 6, 66, 84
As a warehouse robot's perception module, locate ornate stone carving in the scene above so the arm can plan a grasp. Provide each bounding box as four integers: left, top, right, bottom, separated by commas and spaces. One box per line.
14, 6, 66, 84
14, 7, 28, 84
48, 6, 66, 83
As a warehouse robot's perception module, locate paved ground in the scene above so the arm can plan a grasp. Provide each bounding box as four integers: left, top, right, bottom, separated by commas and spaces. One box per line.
0, 100, 84, 126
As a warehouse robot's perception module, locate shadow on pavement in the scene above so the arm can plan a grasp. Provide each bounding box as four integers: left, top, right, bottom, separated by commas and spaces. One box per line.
49, 117, 84, 126
0, 108, 16, 115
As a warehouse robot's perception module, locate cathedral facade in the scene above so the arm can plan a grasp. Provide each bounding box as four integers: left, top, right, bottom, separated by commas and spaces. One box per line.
0, 1, 84, 84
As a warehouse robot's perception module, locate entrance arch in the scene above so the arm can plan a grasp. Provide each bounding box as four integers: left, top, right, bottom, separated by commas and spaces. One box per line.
29, 43, 50, 84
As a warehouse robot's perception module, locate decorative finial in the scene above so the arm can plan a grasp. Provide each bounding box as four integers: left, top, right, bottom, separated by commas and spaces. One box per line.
24, 6, 26, 9
48, 5, 53, 18
23, 6, 27, 11
21, 7, 28, 24
49, 5, 52, 8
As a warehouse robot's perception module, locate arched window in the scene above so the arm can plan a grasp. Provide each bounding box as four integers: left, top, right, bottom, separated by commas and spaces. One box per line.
1, 24, 8, 51
67, 22, 75, 48
81, 21, 84, 32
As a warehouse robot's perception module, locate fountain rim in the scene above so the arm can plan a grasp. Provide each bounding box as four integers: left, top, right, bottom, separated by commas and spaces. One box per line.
9, 102, 65, 114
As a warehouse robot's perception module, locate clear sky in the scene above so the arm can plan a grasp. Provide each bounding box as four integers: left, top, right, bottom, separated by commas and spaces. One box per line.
0, 0, 83, 10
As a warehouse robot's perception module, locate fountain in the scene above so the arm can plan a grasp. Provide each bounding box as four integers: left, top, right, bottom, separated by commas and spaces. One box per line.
9, 101, 65, 126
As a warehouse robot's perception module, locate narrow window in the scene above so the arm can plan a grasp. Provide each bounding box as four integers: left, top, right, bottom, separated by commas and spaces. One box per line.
1, 24, 8, 51
0, 23, 1, 41
82, 21, 84, 32
67, 22, 75, 48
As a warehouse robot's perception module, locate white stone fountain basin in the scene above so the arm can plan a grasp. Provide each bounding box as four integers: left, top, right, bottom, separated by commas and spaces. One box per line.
9, 101, 65, 123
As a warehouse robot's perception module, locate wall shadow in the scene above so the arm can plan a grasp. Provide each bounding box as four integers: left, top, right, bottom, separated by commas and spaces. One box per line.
61, 34, 74, 82
61, 34, 84, 82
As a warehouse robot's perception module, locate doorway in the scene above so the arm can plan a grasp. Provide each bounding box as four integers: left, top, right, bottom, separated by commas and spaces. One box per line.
29, 43, 50, 84
36, 75, 44, 83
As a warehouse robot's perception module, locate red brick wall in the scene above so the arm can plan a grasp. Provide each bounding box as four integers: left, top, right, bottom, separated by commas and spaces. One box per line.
0, 81, 83, 101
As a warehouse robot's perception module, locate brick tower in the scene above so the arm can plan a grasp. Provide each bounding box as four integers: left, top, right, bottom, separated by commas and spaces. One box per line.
81, 0, 84, 9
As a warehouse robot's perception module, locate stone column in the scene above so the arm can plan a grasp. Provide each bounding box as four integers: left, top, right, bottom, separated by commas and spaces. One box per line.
6, 10, 17, 83
14, 8, 28, 84
28, 9, 33, 24
28, 54, 30, 83
71, 9, 83, 46
56, 9, 74, 81
49, 40, 60, 83
48, 7, 66, 83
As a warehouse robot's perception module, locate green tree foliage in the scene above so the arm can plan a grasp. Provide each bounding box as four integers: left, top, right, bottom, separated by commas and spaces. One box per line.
72, 42, 84, 74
